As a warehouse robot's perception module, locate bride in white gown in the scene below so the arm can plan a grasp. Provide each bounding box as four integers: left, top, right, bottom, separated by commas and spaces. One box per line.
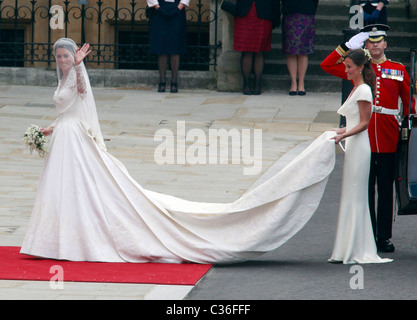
19, 39, 379, 264
328, 49, 392, 264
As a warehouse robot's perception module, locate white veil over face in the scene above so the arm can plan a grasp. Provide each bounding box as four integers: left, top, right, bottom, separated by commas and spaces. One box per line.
53, 38, 106, 151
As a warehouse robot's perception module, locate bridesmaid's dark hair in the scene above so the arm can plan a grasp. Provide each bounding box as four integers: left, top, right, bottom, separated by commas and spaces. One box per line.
345, 49, 376, 97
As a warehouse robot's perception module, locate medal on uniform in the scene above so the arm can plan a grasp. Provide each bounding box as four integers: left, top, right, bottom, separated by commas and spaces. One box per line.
381, 68, 404, 81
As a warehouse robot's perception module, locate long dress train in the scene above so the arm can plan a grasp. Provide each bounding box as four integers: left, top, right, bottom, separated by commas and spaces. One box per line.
21, 38, 338, 264
20, 101, 338, 263
21, 115, 337, 263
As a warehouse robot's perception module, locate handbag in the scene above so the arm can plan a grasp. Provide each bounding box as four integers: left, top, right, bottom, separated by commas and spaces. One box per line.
220, 0, 237, 16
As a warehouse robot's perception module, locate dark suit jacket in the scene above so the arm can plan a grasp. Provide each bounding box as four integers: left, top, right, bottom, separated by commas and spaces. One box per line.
235, 0, 281, 26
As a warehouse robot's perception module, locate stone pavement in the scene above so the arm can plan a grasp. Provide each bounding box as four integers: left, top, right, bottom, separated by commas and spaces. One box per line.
0, 85, 342, 300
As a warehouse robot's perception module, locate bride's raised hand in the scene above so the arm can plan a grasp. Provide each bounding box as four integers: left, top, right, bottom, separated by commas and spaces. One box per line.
74, 43, 91, 66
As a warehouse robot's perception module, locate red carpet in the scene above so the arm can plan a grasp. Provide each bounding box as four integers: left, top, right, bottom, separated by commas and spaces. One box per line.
0, 247, 212, 285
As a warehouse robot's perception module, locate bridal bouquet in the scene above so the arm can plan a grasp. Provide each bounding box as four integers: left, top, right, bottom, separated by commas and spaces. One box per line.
23, 124, 47, 157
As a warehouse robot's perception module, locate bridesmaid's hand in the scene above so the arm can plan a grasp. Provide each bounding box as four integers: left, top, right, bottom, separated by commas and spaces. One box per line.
178, 3, 185, 10
332, 134, 344, 144
74, 43, 91, 66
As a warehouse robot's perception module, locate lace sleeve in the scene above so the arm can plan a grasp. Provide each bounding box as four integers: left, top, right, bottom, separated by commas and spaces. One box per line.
50, 115, 60, 128
75, 64, 87, 98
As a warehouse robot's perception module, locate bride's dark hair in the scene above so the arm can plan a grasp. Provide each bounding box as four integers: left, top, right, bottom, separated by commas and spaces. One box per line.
345, 49, 376, 97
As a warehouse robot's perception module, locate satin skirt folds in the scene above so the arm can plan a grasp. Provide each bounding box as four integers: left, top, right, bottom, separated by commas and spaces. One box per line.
21, 114, 339, 263
149, 0, 187, 55
233, 3, 273, 52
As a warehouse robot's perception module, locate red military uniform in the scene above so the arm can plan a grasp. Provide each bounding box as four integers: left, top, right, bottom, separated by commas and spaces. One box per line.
321, 44, 415, 153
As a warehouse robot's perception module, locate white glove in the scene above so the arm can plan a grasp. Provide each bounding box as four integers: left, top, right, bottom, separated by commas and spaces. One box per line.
345, 32, 369, 50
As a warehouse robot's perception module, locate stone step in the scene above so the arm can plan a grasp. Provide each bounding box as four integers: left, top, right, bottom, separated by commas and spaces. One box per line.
265, 0, 417, 89
266, 44, 413, 63
316, 2, 412, 18
272, 26, 417, 47
313, 15, 417, 32
261, 74, 343, 93
263, 58, 413, 77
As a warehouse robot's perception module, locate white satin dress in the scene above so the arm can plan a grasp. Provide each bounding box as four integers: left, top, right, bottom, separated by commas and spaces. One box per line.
329, 84, 392, 264
21, 78, 339, 264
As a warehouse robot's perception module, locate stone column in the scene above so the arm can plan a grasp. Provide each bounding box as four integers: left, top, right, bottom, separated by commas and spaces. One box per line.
216, 11, 241, 92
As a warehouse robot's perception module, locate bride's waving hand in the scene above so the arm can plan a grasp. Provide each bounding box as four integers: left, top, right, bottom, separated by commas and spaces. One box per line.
74, 43, 91, 95
74, 43, 91, 66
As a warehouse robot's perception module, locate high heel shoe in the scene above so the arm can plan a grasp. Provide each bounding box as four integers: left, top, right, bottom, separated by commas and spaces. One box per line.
170, 83, 178, 93
242, 84, 252, 95
171, 82, 178, 93
252, 86, 261, 95
158, 82, 166, 93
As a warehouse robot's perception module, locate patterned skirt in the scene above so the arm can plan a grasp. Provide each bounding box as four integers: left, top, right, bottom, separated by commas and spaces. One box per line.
282, 13, 316, 55
233, 3, 273, 53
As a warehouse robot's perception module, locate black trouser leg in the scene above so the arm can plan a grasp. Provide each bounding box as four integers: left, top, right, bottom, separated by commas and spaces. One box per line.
368, 152, 396, 241
369, 153, 377, 239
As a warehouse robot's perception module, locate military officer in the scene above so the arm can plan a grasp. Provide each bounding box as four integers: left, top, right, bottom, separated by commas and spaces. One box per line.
320, 24, 415, 252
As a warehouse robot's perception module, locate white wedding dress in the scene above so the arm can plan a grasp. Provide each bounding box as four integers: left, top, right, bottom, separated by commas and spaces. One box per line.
21, 38, 339, 264
328, 84, 392, 264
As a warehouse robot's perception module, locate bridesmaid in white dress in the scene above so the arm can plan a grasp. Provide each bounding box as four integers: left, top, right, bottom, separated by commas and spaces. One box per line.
328, 49, 392, 264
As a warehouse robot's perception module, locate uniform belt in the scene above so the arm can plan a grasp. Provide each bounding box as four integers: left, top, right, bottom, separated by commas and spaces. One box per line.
372, 105, 399, 115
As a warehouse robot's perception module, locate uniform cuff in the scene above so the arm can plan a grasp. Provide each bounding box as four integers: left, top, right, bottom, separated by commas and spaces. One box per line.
336, 43, 349, 57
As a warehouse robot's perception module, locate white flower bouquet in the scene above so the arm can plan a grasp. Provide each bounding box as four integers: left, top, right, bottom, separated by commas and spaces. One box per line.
23, 124, 48, 157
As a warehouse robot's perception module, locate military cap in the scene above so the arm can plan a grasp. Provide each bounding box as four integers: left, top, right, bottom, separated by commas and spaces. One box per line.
360, 24, 390, 42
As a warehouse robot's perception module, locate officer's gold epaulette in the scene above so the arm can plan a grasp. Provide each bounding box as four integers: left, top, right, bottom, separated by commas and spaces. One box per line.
387, 59, 404, 66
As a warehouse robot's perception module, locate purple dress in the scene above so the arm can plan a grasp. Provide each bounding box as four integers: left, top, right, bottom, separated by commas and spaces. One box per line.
282, 13, 316, 55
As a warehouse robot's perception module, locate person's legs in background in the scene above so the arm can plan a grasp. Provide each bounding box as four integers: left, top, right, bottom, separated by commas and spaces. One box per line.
169, 54, 180, 93
240, 52, 254, 95
253, 52, 264, 95
157, 55, 168, 92
286, 54, 298, 95
297, 54, 308, 94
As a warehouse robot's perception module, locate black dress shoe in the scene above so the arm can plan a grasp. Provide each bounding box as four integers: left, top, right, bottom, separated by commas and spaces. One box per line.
170, 82, 178, 93
252, 87, 261, 95
243, 85, 252, 95
158, 82, 166, 93
377, 239, 395, 252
